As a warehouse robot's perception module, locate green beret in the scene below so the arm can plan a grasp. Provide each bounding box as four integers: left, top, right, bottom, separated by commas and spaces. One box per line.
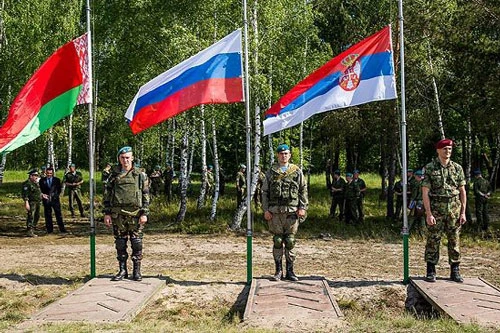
28, 168, 39, 175
276, 144, 290, 153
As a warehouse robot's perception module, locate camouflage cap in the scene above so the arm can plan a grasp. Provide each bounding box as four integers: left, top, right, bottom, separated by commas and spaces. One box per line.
276, 144, 290, 153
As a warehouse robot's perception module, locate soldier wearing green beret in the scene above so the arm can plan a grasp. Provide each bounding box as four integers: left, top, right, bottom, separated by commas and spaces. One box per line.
22, 169, 42, 237
104, 146, 150, 281
422, 139, 467, 283
262, 144, 308, 281
472, 169, 492, 232
63, 163, 85, 218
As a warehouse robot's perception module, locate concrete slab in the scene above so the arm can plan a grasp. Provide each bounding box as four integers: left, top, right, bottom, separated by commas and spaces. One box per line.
19, 276, 164, 327
410, 276, 500, 328
243, 277, 344, 329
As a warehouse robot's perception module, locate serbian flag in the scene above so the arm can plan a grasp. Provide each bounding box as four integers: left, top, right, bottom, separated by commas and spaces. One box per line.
263, 25, 396, 135
125, 29, 244, 134
0, 34, 90, 154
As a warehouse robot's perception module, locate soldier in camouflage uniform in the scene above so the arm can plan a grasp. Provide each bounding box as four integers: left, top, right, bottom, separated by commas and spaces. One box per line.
353, 170, 366, 222
262, 144, 308, 281
63, 163, 85, 218
22, 168, 42, 237
394, 178, 404, 222
409, 170, 425, 236
104, 146, 150, 281
344, 172, 360, 224
422, 139, 467, 283
472, 169, 492, 231
236, 164, 246, 208
254, 166, 265, 209
149, 165, 163, 197
329, 170, 346, 221
163, 164, 175, 203
101, 162, 112, 194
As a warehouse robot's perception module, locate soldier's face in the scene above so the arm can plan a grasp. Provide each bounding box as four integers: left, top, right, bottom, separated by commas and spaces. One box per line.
277, 150, 291, 164
437, 146, 452, 159
119, 152, 134, 169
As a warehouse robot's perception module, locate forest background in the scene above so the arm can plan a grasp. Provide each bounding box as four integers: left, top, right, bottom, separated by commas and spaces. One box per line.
0, 0, 498, 201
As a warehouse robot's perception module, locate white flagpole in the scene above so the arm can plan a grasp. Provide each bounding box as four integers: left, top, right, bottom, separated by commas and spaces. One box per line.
86, 0, 96, 278
243, 0, 253, 284
398, 0, 409, 283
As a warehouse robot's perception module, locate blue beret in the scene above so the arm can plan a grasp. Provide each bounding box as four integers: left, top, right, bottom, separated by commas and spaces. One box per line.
276, 144, 290, 153
334, 169, 341, 175
407, 169, 414, 173
346, 172, 353, 177
240, 164, 246, 169
154, 165, 161, 170
415, 169, 424, 176
353, 169, 360, 174
117, 146, 132, 155
70, 163, 75, 167
473, 169, 481, 175
207, 165, 213, 169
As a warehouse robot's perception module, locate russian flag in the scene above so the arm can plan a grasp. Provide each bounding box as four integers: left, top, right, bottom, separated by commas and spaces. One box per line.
125, 29, 244, 134
263, 25, 397, 136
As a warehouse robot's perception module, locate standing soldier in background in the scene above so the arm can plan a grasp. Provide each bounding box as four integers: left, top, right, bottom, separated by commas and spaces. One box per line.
353, 170, 366, 222
40, 165, 47, 179
262, 144, 308, 282
329, 169, 346, 221
409, 170, 425, 236
149, 165, 163, 197
101, 162, 112, 194
63, 163, 85, 218
104, 146, 150, 281
254, 166, 265, 209
236, 164, 246, 208
22, 169, 41, 237
163, 164, 175, 203
394, 177, 404, 222
422, 139, 467, 283
344, 172, 360, 224
473, 169, 492, 232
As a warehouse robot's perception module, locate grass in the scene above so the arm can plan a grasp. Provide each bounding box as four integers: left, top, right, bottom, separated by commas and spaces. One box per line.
0, 170, 499, 332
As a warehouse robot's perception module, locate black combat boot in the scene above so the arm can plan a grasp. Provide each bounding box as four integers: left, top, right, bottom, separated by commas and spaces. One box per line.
285, 260, 299, 281
450, 263, 464, 283
132, 260, 142, 281
425, 262, 436, 282
272, 259, 282, 281
111, 260, 128, 281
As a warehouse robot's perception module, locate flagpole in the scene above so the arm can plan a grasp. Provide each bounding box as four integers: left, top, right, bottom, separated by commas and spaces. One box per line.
398, 0, 409, 284
86, 0, 96, 278
242, 0, 253, 285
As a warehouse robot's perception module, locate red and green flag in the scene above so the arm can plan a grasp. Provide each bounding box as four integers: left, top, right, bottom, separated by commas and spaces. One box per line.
0, 34, 90, 154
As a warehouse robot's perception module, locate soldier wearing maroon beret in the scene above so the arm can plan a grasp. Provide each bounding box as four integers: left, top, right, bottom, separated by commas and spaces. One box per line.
421, 138, 467, 283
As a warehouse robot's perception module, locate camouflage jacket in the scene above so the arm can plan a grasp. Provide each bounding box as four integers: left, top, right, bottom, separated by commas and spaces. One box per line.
262, 163, 308, 213
236, 171, 246, 191
344, 180, 360, 200
104, 166, 150, 215
422, 158, 465, 198
63, 171, 83, 189
22, 179, 41, 202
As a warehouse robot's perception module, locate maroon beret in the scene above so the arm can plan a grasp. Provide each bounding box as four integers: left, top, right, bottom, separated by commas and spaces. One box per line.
435, 138, 453, 149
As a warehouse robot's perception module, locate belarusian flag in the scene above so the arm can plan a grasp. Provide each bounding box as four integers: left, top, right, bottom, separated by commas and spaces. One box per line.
0, 34, 90, 154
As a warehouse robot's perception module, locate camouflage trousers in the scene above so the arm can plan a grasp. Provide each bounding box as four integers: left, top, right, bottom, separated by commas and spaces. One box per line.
112, 213, 144, 262
475, 197, 489, 231
344, 198, 359, 224
425, 197, 462, 265
267, 212, 299, 263
26, 201, 40, 229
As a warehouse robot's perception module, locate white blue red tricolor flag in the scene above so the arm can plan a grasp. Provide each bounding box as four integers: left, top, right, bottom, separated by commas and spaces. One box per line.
263, 25, 397, 135
125, 29, 244, 134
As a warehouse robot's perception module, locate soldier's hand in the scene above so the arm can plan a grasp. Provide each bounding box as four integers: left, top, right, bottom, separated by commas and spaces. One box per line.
25, 201, 30, 211
139, 215, 147, 225
104, 214, 112, 227
426, 214, 436, 226
459, 213, 467, 225
297, 208, 306, 218
264, 210, 273, 221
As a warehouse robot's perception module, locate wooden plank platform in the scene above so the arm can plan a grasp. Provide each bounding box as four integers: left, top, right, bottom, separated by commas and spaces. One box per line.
18, 277, 164, 328
243, 277, 343, 329
410, 276, 500, 327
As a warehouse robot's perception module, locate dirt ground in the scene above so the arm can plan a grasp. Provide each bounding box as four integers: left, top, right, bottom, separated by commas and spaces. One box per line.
1, 217, 500, 331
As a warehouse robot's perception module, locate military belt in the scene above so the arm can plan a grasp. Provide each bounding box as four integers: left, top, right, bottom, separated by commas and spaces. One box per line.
430, 195, 458, 202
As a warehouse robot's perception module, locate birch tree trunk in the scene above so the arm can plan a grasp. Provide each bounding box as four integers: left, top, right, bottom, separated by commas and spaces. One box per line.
428, 42, 445, 139
176, 128, 189, 223
210, 113, 220, 221
197, 105, 208, 208
48, 128, 56, 169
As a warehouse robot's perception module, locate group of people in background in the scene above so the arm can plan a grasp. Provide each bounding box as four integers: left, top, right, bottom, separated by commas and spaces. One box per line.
327, 168, 366, 224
